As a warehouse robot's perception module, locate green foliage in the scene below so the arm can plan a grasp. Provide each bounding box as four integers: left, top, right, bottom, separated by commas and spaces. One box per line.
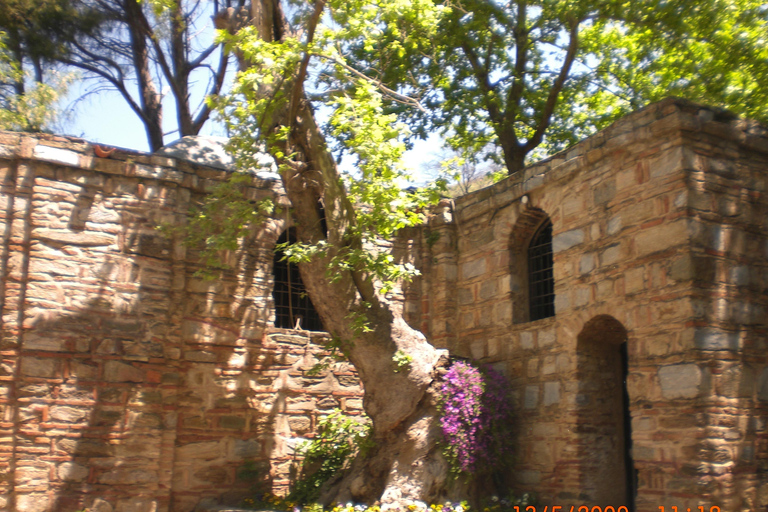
424, 229, 441, 248
160, 173, 273, 276
306, 336, 350, 376
0, 31, 72, 132
340, 0, 768, 172
288, 410, 373, 505
214, 2, 451, 301
392, 350, 413, 373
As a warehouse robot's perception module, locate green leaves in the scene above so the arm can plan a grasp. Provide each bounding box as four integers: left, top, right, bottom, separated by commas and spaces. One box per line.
290, 410, 372, 504
161, 172, 274, 276
214, 2, 451, 302
0, 31, 72, 132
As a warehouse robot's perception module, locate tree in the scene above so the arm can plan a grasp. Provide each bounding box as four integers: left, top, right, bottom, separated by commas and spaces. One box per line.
51, 0, 243, 151
380, 0, 768, 175
422, 147, 501, 196
0, 34, 70, 132
0, 0, 95, 131
210, 0, 767, 505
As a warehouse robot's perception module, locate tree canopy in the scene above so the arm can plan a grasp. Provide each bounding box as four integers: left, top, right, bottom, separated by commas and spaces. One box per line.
207, 0, 768, 503
0, 0, 242, 149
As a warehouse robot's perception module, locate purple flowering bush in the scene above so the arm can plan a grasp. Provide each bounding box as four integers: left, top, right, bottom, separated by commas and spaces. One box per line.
438, 361, 514, 475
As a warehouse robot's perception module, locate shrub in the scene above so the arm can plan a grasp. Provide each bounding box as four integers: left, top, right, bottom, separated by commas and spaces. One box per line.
438, 361, 514, 476
288, 410, 372, 504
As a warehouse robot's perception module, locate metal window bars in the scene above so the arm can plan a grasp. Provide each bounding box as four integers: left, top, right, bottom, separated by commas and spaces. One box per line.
273, 229, 324, 331
528, 219, 555, 321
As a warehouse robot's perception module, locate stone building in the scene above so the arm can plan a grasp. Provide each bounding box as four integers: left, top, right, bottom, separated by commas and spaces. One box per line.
0, 98, 767, 512
403, 98, 768, 512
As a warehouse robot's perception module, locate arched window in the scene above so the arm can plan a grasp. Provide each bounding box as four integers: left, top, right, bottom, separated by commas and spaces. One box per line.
273, 228, 324, 331
528, 219, 555, 321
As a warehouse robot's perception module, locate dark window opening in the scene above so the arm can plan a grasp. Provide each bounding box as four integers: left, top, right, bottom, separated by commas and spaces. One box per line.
528, 219, 555, 321
273, 228, 324, 331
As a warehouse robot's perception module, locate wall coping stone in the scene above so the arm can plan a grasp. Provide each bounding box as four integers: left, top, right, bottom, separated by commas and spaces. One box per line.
450, 97, 768, 223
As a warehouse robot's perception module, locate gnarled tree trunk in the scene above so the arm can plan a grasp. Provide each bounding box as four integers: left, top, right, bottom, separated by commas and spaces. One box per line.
223, 0, 453, 504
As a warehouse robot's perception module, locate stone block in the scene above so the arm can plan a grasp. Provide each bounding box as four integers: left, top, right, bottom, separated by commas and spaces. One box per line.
21, 357, 58, 378
457, 287, 473, 305
461, 258, 486, 279
194, 466, 230, 485
574, 286, 590, 307
527, 358, 539, 378
33, 227, 115, 247
33, 145, 80, 167
234, 439, 261, 458
593, 179, 616, 205
99, 467, 156, 485
58, 462, 89, 482
694, 328, 740, 350
579, 253, 595, 274
658, 364, 702, 399
720, 365, 755, 398
758, 368, 768, 402
104, 361, 144, 382
114, 498, 159, 512
22, 333, 67, 352
600, 244, 621, 266
538, 328, 556, 346
543, 381, 560, 405
524, 385, 539, 409
520, 331, 534, 350
479, 279, 497, 300
57, 439, 114, 457
16, 493, 49, 512
596, 279, 614, 299
607, 216, 622, 236
542, 356, 556, 375
729, 266, 750, 286
220, 415, 246, 430
89, 499, 114, 512
49, 406, 89, 423
635, 220, 688, 256
552, 228, 585, 252
554, 293, 569, 313
649, 145, 693, 178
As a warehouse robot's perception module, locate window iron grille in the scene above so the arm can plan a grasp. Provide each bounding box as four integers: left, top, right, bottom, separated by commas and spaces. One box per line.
528, 219, 555, 321
273, 229, 324, 331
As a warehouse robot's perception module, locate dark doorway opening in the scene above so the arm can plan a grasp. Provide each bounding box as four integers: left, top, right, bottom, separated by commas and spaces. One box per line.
621, 342, 637, 510
576, 315, 635, 509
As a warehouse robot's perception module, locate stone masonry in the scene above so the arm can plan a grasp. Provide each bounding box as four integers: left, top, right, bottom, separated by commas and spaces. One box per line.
403, 98, 768, 512
0, 134, 364, 512
2, 98, 768, 512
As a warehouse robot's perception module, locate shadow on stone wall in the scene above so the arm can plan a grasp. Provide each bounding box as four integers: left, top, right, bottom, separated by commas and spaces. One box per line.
1, 163, 290, 512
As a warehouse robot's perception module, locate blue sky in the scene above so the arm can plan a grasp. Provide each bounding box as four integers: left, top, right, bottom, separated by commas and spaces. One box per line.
63, 80, 442, 184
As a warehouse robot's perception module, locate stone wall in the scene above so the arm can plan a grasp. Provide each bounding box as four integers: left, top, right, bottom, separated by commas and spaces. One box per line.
0, 133, 364, 512
405, 99, 768, 512
3, 98, 768, 512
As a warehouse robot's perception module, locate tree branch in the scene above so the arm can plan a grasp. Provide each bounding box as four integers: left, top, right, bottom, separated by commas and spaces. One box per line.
524, 18, 580, 152
287, 0, 326, 133
315, 54, 426, 112
505, 0, 528, 129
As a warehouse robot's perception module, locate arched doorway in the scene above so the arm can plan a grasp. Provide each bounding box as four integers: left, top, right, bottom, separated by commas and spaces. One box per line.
576, 315, 636, 509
